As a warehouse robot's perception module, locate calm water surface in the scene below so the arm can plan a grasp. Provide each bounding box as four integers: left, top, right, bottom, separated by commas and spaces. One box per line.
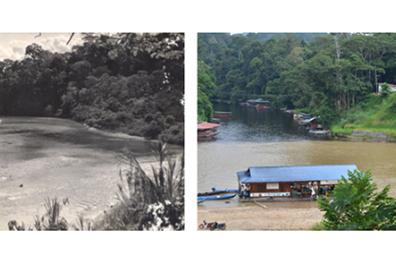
199, 105, 396, 199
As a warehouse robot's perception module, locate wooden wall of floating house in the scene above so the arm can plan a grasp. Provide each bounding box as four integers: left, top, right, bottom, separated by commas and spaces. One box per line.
250, 182, 291, 193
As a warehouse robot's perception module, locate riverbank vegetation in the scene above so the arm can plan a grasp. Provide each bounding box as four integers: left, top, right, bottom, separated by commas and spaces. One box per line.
316, 170, 396, 230
198, 60, 216, 121
8, 142, 184, 231
332, 92, 396, 138
97, 142, 184, 230
0, 33, 184, 144
198, 33, 396, 131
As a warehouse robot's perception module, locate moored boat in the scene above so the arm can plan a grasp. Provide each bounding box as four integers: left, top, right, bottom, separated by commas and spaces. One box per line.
197, 193, 237, 202
244, 99, 271, 110
213, 111, 232, 120
198, 188, 238, 202
308, 129, 331, 139
198, 122, 220, 141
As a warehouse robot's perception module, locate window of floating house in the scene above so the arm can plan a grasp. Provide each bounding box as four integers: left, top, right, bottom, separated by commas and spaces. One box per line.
266, 183, 279, 190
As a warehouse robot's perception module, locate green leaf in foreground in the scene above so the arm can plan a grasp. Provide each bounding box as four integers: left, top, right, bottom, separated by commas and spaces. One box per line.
317, 170, 396, 230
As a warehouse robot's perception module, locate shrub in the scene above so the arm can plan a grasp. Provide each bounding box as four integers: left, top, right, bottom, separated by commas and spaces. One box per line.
98, 141, 184, 230
317, 170, 396, 230
381, 83, 391, 97
142, 120, 163, 139
160, 123, 184, 145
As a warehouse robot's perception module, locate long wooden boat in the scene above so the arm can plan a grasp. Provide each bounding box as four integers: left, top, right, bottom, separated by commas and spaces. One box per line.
197, 193, 236, 202
198, 188, 239, 196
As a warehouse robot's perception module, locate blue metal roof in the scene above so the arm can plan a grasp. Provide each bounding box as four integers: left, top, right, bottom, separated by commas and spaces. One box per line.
237, 164, 358, 183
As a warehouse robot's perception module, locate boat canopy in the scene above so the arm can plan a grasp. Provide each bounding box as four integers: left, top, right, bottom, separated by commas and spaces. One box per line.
237, 164, 358, 183
301, 117, 317, 124
198, 122, 220, 130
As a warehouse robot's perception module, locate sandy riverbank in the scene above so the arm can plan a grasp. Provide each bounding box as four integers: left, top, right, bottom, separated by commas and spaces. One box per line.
198, 200, 323, 230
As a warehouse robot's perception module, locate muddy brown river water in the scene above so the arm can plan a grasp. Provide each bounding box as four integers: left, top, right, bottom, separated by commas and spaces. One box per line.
0, 117, 180, 230
199, 140, 396, 196
198, 105, 396, 229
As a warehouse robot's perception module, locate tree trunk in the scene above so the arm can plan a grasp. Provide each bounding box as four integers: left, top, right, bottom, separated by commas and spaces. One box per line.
333, 33, 343, 109
374, 69, 378, 93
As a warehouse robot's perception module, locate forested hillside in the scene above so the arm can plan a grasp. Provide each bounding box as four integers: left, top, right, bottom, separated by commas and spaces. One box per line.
0, 33, 184, 144
198, 33, 396, 125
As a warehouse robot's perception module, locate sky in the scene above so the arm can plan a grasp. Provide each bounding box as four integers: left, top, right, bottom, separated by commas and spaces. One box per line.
0, 33, 83, 61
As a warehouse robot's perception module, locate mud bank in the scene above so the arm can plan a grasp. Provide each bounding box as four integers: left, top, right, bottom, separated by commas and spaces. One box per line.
333, 130, 396, 143
198, 200, 323, 230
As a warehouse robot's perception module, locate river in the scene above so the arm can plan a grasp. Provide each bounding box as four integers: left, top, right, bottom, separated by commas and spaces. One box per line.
199, 104, 396, 202
0, 117, 179, 230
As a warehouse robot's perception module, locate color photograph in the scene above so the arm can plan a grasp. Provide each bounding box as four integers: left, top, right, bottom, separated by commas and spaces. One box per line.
198, 33, 396, 230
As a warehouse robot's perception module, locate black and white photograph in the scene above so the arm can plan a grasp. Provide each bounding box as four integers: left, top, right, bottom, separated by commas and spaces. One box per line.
0, 33, 184, 231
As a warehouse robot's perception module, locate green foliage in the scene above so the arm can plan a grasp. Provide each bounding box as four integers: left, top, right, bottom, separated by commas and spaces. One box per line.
381, 83, 391, 97
198, 88, 213, 121
0, 33, 184, 144
332, 93, 396, 137
315, 102, 338, 128
198, 60, 216, 121
318, 170, 396, 230
199, 33, 396, 126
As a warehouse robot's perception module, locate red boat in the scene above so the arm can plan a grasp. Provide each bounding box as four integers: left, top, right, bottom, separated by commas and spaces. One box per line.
198, 122, 220, 141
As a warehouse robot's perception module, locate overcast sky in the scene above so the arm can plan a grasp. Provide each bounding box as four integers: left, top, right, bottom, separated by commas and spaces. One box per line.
0, 33, 83, 61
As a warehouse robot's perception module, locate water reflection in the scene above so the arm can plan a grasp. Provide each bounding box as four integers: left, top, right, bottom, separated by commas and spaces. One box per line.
199, 104, 396, 198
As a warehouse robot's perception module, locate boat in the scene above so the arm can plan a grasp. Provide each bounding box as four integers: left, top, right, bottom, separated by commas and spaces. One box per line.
197, 193, 236, 202
245, 99, 271, 109
308, 129, 331, 139
255, 103, 271, 112
198, 188, 238, 202
213, 111, 232, 120
210, 117, 222, 123
198, 187, 239, 196
198, 122, 220, 141
209, 187, 239, 194
293, 113, 312, 121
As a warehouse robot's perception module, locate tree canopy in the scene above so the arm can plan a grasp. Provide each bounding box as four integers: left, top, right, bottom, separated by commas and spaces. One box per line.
198, 33, 396, 125
198, 60, 215, 121
0, 33, 184, 144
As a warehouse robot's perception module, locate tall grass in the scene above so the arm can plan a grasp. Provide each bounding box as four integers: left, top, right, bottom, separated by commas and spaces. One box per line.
97, 141, 184, 230
332, 93, 396, 137
9, 198, 70, 231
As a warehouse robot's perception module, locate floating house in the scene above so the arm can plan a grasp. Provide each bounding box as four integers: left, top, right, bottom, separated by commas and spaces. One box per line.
213, 111, 232, 120
198, 122, 220, 141
246, 99, 271, 111
237, 164, 358, 198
